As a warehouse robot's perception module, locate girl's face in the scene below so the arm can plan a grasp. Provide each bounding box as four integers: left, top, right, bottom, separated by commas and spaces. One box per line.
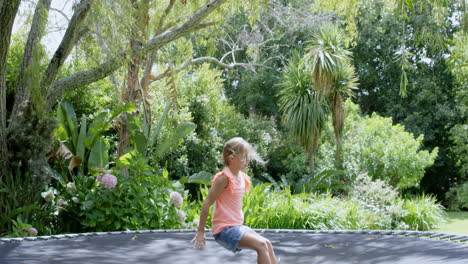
230, 153, 249, 171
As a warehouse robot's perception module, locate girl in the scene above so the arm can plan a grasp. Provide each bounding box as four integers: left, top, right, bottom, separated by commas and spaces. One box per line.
191, 137, 278, 264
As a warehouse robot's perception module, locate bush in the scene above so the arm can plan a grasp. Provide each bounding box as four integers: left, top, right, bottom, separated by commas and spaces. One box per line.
151, 64, 281, 182
400, 194, 445, 230
317, 100, 439, 190
46, 155, 186, 233
349, 174, 407, 229
243, 184, 361, 230
188, 183, 445, 231
445, 182, 468, 211
449, 124, 468, 180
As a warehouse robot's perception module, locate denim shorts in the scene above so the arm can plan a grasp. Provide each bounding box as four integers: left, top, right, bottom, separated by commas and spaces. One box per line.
213, 225, 253, 253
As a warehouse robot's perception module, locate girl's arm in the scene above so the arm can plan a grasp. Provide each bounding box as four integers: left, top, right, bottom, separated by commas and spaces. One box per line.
192, 174, 228, 250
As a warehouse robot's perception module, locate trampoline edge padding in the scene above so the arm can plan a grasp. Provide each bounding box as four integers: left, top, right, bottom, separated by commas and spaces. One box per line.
1, 229, 468, 244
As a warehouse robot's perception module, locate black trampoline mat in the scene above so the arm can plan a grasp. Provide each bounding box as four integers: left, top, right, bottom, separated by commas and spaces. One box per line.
1, 231, 467, 263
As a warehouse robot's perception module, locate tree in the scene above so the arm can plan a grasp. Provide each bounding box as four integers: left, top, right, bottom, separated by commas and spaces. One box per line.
305, 25, 358, 170
0, 0, 230, 176
278, 52, 328, 177
221, 0, 333, 118
316, 100, 439, 190
352, 0, 464, 200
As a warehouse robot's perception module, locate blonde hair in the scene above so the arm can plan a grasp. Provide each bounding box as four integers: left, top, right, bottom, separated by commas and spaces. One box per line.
222, 137, 266, 166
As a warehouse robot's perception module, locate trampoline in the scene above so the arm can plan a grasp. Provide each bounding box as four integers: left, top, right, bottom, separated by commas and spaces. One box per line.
1, 229, 467, 263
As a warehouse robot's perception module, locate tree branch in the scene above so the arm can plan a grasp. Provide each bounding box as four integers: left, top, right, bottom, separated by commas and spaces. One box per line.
51, 7, 70, 22
139, 0, 227, 55
155, 0, 176, 35
47, 0, 228, 107
149, 56, 264, 83
42, 0, 91, 95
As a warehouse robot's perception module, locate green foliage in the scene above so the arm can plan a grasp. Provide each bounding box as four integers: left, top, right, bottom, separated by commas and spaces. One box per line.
352, 0, 463, 200
187, 171, 213, 185
151, 64, 280, 182
47, 154, 185, 233
238, 183, 444, 231
350, 174, 406, 229
317, 100, 438, 189
400, 194, 445, 231
278, 51, 329, 155
449, 124, 468, 179
243, 184, 361, 230
447, 33, 467, 117
60, 52, 115, 119
7, 218, 38, 238
305, 24, 353, 95
445, 182, 468, 211
126, 104, 196, 160
55, 100, 135, 173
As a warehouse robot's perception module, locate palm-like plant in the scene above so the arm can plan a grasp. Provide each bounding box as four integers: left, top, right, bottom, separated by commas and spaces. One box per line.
305, 25, 359, 170
278, 52, 329, 177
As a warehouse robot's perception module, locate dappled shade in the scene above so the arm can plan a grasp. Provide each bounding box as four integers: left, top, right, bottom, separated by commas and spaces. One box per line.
1, 230, 467, 264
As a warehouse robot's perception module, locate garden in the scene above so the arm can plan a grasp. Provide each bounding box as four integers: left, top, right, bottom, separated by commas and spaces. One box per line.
0, 0, 466, 240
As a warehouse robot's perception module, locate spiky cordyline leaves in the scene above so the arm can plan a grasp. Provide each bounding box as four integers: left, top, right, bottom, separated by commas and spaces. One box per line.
278, 52, 329, 154
305, 25, 352, 96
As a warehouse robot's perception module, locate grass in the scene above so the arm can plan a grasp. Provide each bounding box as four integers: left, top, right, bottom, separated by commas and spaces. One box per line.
432, 211, 468, 234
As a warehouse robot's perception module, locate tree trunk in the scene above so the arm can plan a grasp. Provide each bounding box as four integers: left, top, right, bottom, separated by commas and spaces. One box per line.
0, 0, 23, 171
117, 55, 142, 157
331, 94, 344, 170
308, 134, 320, 179
9, 0, 52, 126
335, 133, 343, 170
117, 0, 149, 159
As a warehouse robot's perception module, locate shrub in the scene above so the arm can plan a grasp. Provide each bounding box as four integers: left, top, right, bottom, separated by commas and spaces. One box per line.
317, 100, 438, 190
445, 182, 468, 211
244, 183, 379, 230
47, 155, 185, 233
188, 182, 445, 231
349, 174, 408, 229
400, 194, 445, 230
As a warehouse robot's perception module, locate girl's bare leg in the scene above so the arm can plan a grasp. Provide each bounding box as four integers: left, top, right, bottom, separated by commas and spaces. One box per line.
238, 231, 277, 264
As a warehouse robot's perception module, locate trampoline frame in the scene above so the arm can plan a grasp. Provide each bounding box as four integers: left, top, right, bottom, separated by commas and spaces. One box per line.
1, 229, 467, 244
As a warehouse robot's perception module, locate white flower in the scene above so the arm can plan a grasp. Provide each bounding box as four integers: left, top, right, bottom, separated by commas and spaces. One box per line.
66, 182, 77, 193
41, 190, 55, 202
262, 132, 272, 145
170, 191, 183, 208
177, 210, 186, 223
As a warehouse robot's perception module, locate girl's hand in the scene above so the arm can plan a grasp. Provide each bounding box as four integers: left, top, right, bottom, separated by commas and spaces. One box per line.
191, 231, 206, 250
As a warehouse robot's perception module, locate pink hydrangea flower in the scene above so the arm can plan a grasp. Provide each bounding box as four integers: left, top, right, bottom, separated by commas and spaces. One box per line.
98, 174, 117, 189
170, 191, 183, 208
28, 228, 38, 236
57, 199, 67, 207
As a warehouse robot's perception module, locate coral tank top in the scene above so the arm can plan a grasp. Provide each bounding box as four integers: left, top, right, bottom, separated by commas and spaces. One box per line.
211, 168, 251, 235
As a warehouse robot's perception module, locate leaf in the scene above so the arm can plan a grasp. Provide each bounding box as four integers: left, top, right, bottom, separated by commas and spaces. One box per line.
127, 114, 147, 154
399, 70, 408, 97
155, 122, 196, 157
57, 101, 78, 152
116, 151, 136, 168
68, 156, 82, 170
56, 142, 73, 160
54, 125, 68, 141
88, 138, 109, 169
76, 115, 87, 160
148, 101, 171, 150
188, 171, 213, 185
